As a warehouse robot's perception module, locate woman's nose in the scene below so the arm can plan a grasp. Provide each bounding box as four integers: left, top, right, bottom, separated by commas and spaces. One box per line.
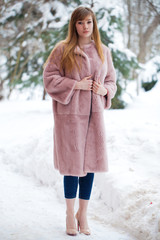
83, 23, 88, 29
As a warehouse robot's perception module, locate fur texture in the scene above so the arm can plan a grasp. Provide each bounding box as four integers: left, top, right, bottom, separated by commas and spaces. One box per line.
43, 41, 117, 176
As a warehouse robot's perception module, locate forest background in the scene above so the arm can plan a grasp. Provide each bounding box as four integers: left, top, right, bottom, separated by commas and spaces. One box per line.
0, 0, 160, 108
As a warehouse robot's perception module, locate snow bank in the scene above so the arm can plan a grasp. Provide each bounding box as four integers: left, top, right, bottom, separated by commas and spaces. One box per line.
94, 81, 160, 240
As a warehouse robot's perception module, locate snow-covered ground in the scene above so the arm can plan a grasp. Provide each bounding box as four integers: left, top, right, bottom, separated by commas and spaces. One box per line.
0, 81, 160, 240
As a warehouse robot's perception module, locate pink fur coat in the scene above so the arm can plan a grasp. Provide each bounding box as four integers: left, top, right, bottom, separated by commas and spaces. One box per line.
43, 40, 117, 177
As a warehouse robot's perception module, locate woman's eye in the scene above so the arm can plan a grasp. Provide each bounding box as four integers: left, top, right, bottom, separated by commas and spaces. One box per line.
77, 21, 92, 25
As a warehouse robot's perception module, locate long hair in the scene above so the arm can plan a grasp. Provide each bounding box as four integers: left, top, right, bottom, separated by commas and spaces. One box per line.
43, 6, 105, 73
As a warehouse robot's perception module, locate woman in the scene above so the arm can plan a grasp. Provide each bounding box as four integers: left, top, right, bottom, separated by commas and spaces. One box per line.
43, 6, 117, 236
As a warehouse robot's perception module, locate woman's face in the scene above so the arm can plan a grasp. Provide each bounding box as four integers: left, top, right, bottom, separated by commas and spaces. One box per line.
75, 15, 93, 39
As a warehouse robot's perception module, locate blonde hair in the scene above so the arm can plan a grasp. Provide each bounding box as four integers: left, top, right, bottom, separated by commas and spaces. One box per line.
43, 6, 105, 73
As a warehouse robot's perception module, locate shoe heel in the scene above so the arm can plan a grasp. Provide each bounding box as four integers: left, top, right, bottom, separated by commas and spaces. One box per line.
77, 220, 80, 231
75, 213, 80, 231
75, 212, 91, 235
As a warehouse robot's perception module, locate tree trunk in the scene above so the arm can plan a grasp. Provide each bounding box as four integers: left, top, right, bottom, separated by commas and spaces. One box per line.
127, 0, 131, 49
138, 15, 160, 63
42, 88, 46, 100
0, 77, 4, 100
90, 0, 94, 8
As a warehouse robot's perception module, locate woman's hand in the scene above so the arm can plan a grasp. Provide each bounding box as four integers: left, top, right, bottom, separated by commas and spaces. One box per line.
75, 75, 93, 90
92, 78, 107, 96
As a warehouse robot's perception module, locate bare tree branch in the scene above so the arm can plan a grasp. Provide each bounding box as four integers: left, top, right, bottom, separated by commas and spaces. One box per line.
144, 15, 160, 41
129, 9, 156, 18
146, 0, 160, 17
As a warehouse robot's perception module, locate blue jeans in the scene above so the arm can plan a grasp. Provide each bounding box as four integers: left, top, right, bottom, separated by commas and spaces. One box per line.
63, 173, 94, 200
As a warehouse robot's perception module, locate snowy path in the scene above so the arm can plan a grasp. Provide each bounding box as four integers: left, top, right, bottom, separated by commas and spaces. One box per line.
0, 160, 135, 240
0, 163, 64, 240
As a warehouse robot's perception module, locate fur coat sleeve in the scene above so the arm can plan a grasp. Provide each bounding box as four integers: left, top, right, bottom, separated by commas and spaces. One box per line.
103, 47, 117, 109
43, 46, 77, 105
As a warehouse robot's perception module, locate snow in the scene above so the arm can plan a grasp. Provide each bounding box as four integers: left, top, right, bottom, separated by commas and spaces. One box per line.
0, 55, 7, 65
22, 73, 30, 81
138, 56, 160, 83
0, 163, 135, 240
40, 1, 69, 30
0, 2, 23, 24
0, 81, 160, 240
0, 55, 7, 79
16, 32, 24, 40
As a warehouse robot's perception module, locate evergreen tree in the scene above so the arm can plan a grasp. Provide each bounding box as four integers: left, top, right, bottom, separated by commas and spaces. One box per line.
0, 1, 44, 99
96, 7, 139, 108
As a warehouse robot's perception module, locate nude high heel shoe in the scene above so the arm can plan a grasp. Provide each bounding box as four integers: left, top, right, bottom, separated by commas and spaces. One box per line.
75, 212, 91, 235
65, 199, 77, 236
66, 214, 78, 236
